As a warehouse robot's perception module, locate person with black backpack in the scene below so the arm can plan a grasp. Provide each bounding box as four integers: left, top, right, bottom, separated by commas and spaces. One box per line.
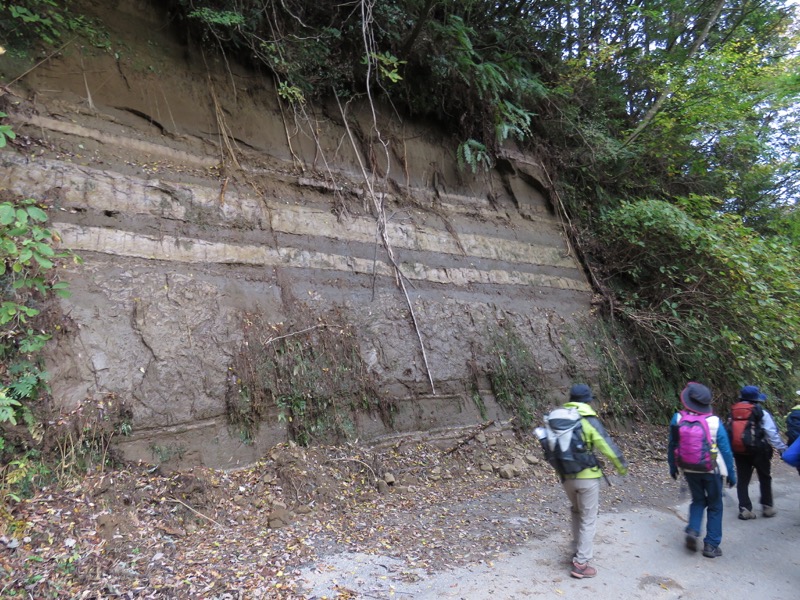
728, 385, 787, 519
538, 384, 628, 580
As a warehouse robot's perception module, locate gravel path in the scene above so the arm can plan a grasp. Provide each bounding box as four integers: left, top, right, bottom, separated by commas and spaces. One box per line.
298, 463, 800, 599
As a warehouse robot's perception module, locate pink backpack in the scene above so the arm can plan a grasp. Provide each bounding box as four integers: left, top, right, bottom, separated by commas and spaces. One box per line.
674, 411, 717, 472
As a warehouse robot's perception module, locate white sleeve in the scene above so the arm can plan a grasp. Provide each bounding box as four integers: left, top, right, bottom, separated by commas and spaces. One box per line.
762, 411, 788, 452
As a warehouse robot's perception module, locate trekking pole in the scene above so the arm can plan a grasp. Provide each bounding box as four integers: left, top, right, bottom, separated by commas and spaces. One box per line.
601, 467, 612, 487
593, 453, 612, 487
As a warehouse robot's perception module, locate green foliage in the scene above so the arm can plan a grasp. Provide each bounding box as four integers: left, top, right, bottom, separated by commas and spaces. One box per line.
577, 318, 674, 423
228, 308, 390, 446
495, 100, 533, 143
0, 186, 77, 451
6, 360, 46, 407
187, 7, 245, 28
365, 51, 406, 84
0, 1, 110, 54
1, 456, 32, 503
0, 0, 62, 47
598, 199, 800, 401
149, 443, 185, 464
644, 35, 800, 216
1, 401, 129, 520
0, 195, 73, 363
0, 113, 16, 148
277, 81, 305, 106
457, 139, 491, 174
0, 388, 22, 426
471, 389, 487, 421
1, 450, 50, 503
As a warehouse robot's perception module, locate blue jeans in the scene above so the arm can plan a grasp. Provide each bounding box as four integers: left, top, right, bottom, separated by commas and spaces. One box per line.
684, 472, 723, 547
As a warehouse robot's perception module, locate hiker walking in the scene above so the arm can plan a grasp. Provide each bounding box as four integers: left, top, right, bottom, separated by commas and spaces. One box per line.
784, 391, 800, 475
782, 435, 800, 470
668, 382, 736, 559
545, 384, 628, 580
728, 385, 787, 519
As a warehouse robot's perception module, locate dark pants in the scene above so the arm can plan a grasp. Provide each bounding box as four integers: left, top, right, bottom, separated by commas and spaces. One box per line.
684, 472, 723, 547
734, 449, 773, 511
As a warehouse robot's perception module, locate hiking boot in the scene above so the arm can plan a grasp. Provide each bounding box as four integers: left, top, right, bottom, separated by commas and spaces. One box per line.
738, 509, 756, 520
685, 532, 699, 552
702, 543, 722, 558
763, 506, 777, 518
570, 561, 597, 579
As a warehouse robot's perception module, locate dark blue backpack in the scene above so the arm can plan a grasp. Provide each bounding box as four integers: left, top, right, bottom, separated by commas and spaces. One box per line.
786, 406, 800, 446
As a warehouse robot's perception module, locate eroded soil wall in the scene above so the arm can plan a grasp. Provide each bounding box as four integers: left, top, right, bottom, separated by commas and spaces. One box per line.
0, 0, 598, 468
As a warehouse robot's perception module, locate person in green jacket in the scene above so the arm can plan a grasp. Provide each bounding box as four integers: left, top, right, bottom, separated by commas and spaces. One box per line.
560, 384, 628, 579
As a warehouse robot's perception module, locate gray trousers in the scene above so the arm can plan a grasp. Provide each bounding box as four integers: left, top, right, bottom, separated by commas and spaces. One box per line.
562, 477, 601, 564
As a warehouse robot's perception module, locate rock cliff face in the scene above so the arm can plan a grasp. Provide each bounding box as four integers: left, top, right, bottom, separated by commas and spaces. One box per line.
0, 0, 598, 468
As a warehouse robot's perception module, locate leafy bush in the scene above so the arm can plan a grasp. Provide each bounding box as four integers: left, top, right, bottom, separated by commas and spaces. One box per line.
0, 1, 63, 48
598, 199, 800, 403
0, 194, 77, 452
0, 1, 108, 54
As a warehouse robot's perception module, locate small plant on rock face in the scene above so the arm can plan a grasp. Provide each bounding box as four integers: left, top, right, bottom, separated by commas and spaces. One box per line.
0, 112, 16, 148
149, 443, 185, 464
45, 395, 131, 482
457, 139, 492, 174
228, 306, 391, 446
187, 7, 246, 28
482, 321, 542, 430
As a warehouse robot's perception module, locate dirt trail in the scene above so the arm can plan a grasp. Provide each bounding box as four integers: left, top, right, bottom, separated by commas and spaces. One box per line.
298, 464, 800, 599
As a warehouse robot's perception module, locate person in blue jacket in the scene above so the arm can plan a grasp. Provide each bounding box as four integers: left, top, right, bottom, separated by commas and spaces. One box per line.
782, 435, 800, 469
668, 382, 736, 559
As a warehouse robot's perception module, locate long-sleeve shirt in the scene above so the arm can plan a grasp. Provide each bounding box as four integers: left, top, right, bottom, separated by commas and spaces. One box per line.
761, 409, 788, 453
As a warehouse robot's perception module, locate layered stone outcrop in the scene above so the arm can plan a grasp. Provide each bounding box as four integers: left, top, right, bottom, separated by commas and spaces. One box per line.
0, 1, 597, 468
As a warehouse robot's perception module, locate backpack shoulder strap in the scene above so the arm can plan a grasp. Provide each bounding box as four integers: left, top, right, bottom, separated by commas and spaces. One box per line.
678, 411, 714, 437
705, 415, 720, 440
751, 403, 764, 420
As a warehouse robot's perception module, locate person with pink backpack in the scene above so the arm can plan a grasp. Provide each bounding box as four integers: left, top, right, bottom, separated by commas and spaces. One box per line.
667, 382, 736, 558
